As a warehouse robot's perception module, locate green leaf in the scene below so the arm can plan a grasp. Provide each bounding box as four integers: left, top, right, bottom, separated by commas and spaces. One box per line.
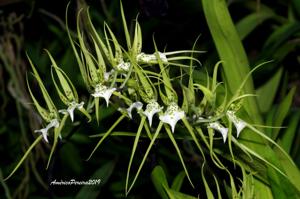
151, 166, 169, 199
256, 68, 283, 113
236, 9, 275, 40
263, 22, 300, 52
171, 171, 185, 191
292, 0, 300, 17
164, 186, 197, 199
272, 87, 296, 140
75, 160, 116, 199
280, 111, 300, 153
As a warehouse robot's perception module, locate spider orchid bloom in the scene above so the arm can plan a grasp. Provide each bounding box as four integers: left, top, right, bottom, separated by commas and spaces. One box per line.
116, 61, 131, 72
126, 102, 143, 119
104, 69, 115, 81
137, 52, 168, 63
143, 100, 163, 127
34, 119, 60, 143
91, 84, 116, 107
226, 111, 247, 137
159, 102, 185, 133
208, 121, 228, 143
58, 101, 84, 122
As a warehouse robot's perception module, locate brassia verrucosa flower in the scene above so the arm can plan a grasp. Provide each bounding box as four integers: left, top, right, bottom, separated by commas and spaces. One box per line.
6, 2, 296, 198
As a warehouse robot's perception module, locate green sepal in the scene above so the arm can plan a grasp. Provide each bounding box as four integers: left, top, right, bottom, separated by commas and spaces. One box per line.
91, 36, 106, 79
120, 0, 131, 50
132, 20, 142, 57
78, 107, 92, 122
26, 54, 58, 120
4, 135, 43, 181
66, 3, 90, 91
152, 38, 178, 103
46, 50, 77, 103
104, 23, 123, 66
26, 76, 52, 122
77, 10, 101, 86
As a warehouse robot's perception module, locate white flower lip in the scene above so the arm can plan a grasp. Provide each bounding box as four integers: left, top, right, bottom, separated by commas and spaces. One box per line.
116, 61, 131, 72
143, 100, 163, 127
226, 111, 246, 137
59, 101, 84, 122
126, 101, 143, 119
137, 52, 168, 63
159, 102, 185, 133
208, 121, 228, 143
34, 119, 59, 143
104, 69, 115, 81
91, 84, 116, 107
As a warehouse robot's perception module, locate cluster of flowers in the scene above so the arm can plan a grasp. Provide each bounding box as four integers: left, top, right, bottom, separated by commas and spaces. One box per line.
19, 4, 266, 193
28, 6, 248, 148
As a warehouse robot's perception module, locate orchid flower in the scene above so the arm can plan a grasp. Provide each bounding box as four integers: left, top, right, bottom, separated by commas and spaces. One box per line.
59, 101, 84, 122
137, 52, 168, 63
226, 110, 247, 137
143, 100, 163, 127
116, 61, 131, 72
208, 121, 228, 143
104, 69, 115, 81
34, 119, 59, 143
159, 102, 185, 133
126, 101, 143, 119
91, 84, 116, 106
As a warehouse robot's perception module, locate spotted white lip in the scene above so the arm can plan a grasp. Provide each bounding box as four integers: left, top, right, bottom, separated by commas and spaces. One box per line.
59, 101, 84, 122
143, 100, 163, 127
116, 61, 131, 72
34, 119, 59, 143
159, 102, 185, 133
226, 111, 246, 137
208, 121, 228, 143
137, 52, 168, 63
126, 101, 143, 119
91, 84, 116, 107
